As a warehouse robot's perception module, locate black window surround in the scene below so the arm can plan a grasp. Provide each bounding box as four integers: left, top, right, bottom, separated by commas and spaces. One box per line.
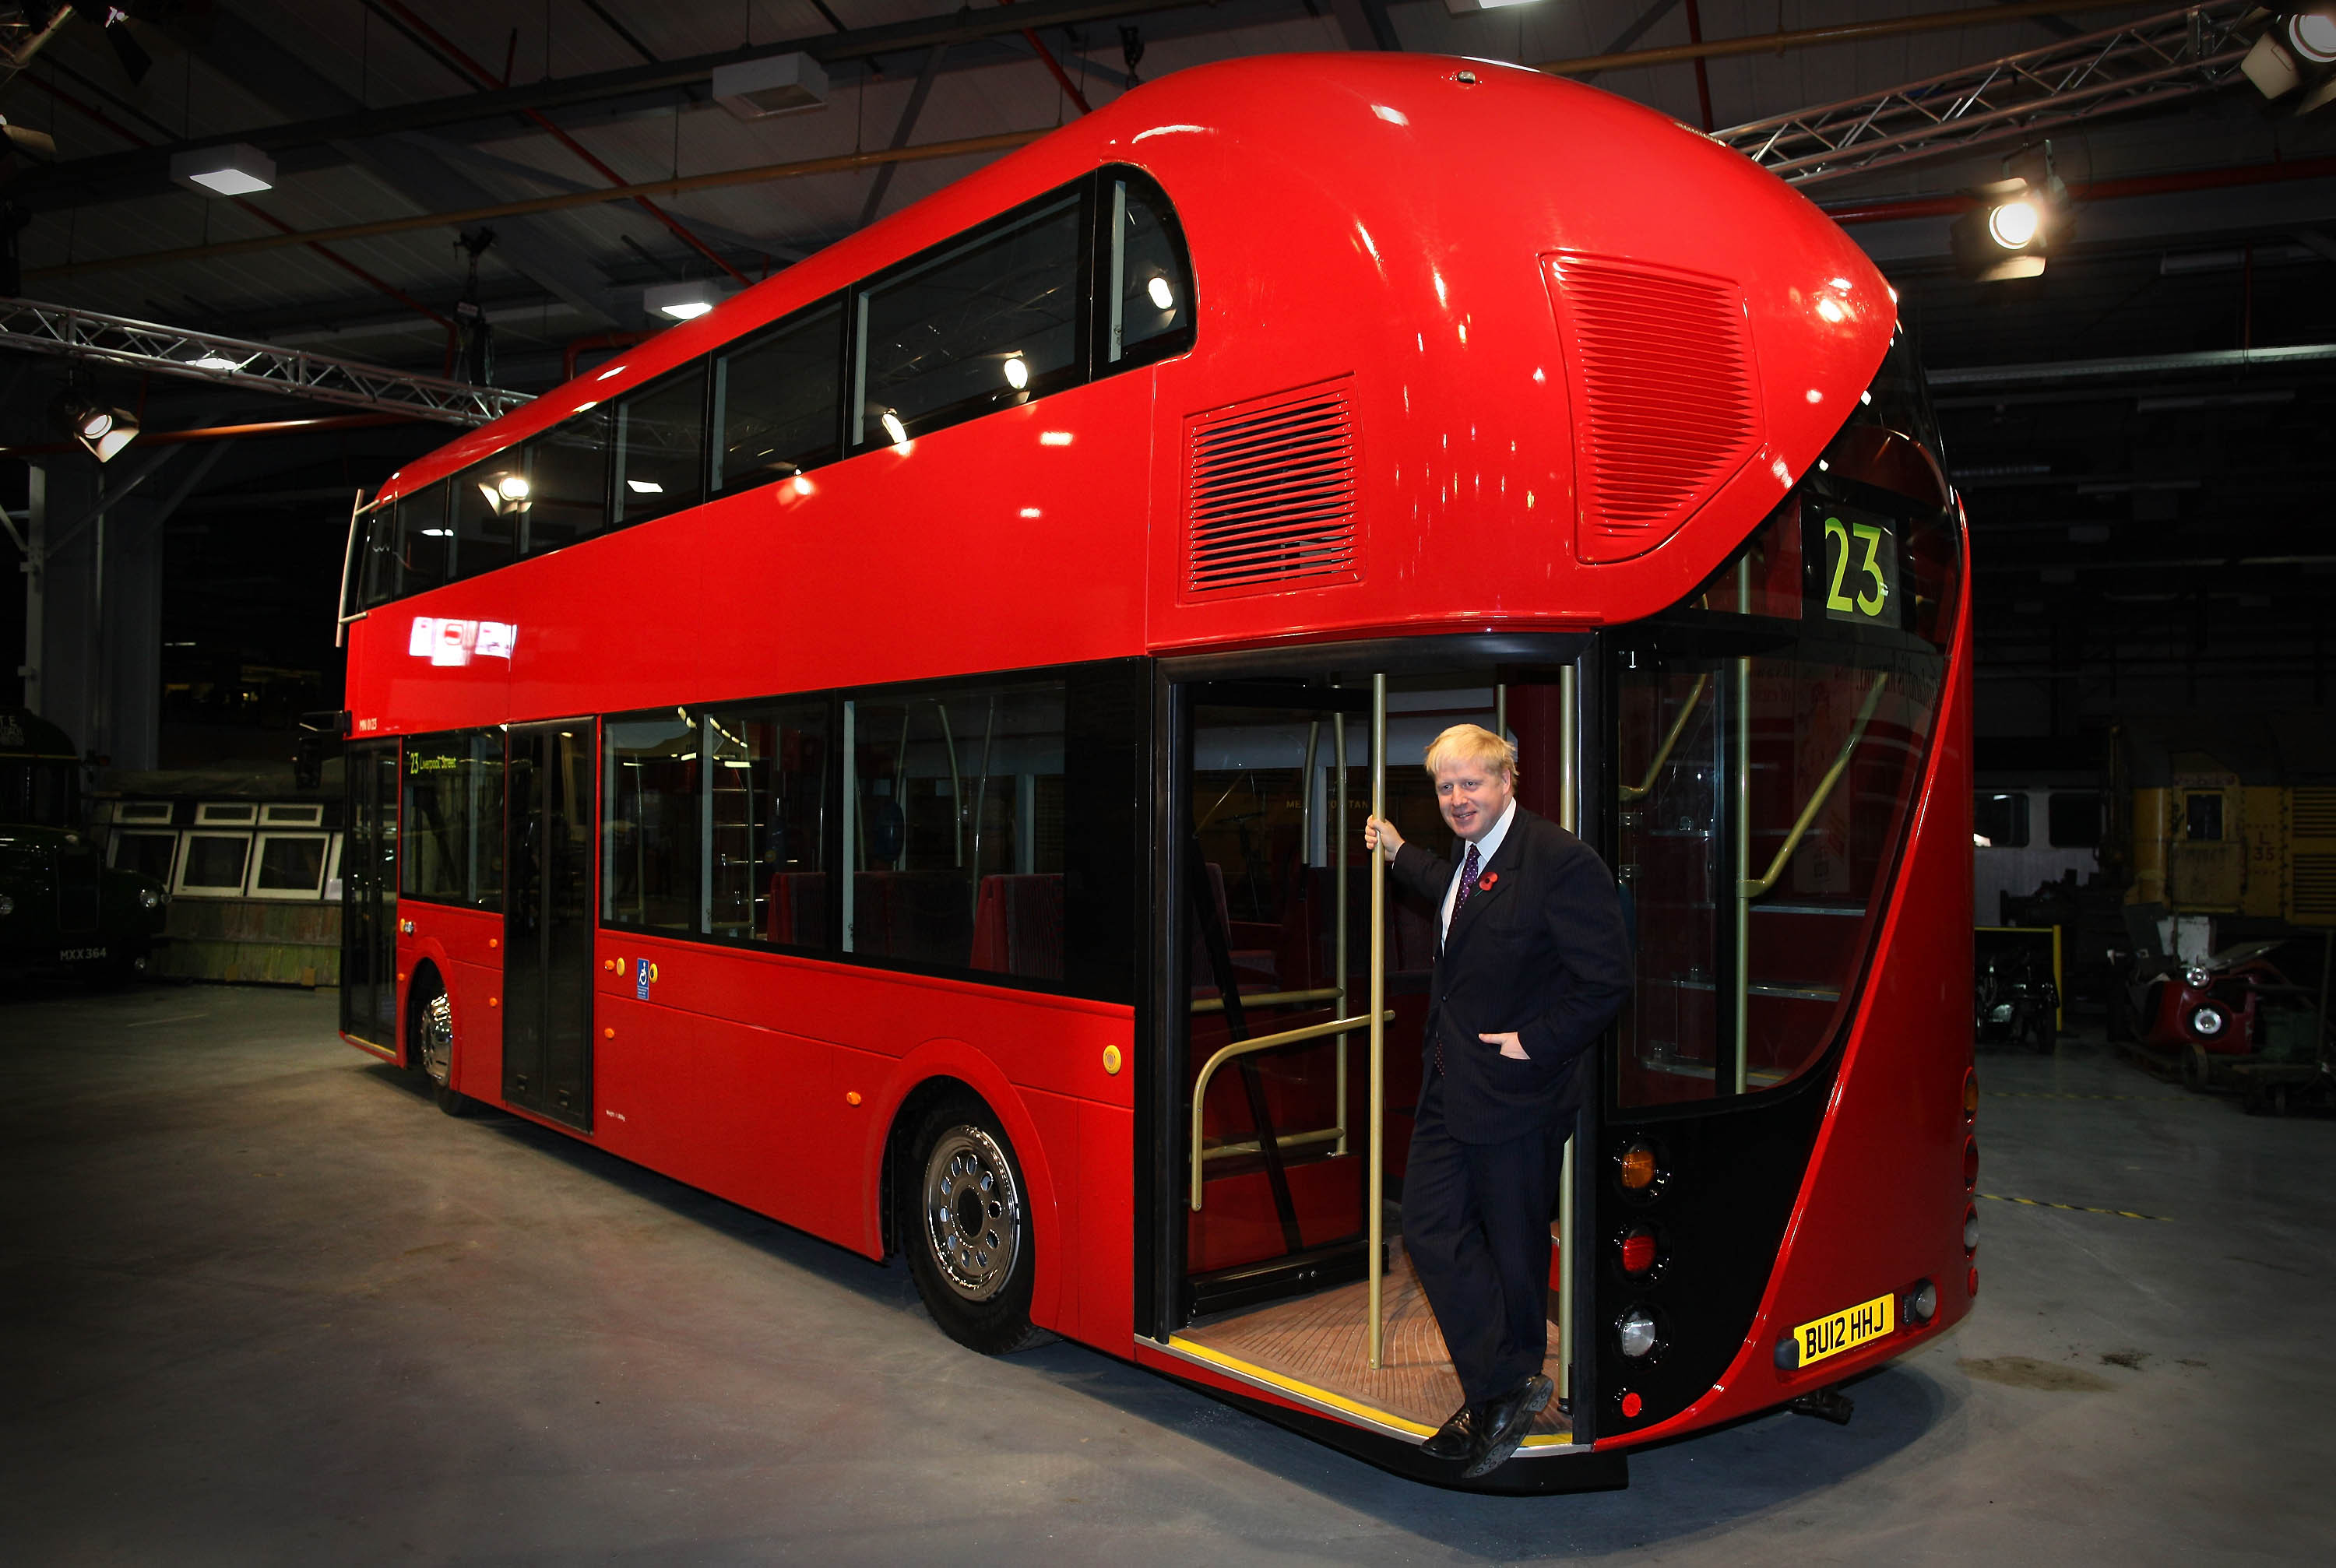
597, 658, 1147, 1006
357, 165, 1194, 610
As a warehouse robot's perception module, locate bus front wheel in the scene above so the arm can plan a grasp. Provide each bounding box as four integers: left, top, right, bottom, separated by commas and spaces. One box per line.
899, 1095, 1040, 1355
411, 976, 476, 1119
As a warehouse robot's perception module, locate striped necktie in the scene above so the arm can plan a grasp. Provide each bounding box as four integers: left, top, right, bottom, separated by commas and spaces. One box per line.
1436, 842, 1482, 1075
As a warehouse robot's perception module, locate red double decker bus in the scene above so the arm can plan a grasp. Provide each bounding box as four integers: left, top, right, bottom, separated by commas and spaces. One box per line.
334, 53, 1974, 1492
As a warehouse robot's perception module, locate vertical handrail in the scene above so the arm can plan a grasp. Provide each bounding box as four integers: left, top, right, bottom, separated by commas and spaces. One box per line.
1557, 660, 1578, 1408
1732, 575, 1754, 1096
1334, 712, 1349, 1156
1367, 673, 1388, 1369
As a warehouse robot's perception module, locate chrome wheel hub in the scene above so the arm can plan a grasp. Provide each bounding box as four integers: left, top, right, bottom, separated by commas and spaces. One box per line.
420, 991, 455, 1088
922, 1126, 1022, 1302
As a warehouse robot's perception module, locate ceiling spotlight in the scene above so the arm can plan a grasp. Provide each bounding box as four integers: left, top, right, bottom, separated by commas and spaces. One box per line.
185, 353, 248, 373
170, 142, 276, 197
496, 473, 530, 501
2242, 6, 2336, 112
879, 410, 908, 446
1951, 171, 2063, 283
1146, 275, 1176, 311
1986, 199, 2041, 250
1002, 354, 1029, 391
51, 388, 138, 461
644, 281, 724, 322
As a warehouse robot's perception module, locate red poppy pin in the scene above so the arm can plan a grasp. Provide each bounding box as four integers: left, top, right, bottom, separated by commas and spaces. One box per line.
1478, 872, 1499, 889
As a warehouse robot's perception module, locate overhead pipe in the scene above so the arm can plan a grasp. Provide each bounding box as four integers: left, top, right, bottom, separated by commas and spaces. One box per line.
14, 73, 453, 331
1535, 0, 2153, 78
997, 0, 1092, 114
0, 410, 419, 458
27, 130, 1048, 283
370, 0, 750, 287
563, 330, 658, 381
1824, 154, 2336, 227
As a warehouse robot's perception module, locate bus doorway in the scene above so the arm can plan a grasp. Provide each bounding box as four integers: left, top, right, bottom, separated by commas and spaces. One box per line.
1161, 659, 1589, 1467
503, 722, 596, 1129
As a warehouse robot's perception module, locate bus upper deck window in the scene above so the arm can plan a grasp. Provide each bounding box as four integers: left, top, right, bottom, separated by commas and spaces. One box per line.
615, 364, 709, 526
1106, 173, 1192, 367
521, 411, 613, 557
856, 191, 1085, 448
395, 480, 452, 598
714, 300, 843, 494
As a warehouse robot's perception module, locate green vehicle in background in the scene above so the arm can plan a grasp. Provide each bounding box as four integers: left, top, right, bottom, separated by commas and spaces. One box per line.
1, 708, 169, 981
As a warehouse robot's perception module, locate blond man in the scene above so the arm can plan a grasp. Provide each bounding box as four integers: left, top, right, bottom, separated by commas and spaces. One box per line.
1364, 722, 1630, 1477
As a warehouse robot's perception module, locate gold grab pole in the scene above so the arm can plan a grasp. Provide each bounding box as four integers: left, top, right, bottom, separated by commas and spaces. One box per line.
1557, 661, 1578, 1409
1618, 673, 1710, 803
1740, 672, 1891, 899
1334, 712, 1350, 1157
1368, 673, 1388, 1369
1189, 1011, 1396, 1209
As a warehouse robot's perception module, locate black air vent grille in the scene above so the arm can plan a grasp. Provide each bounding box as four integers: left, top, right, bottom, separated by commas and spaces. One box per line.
1185, 380, 1359, 596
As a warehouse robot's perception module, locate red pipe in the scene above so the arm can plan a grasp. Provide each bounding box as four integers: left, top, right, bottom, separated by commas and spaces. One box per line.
563, 329, 658, 381
0, 410, 419, 457
17, 72, 453, 331
376, 1, 750, 287
1684, 0, 1716, 134
1824, 154, 2336, 225
997, 0, 1092, 115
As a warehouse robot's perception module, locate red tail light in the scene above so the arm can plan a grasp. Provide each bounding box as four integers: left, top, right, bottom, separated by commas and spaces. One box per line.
1619, 1228, 1658, 1277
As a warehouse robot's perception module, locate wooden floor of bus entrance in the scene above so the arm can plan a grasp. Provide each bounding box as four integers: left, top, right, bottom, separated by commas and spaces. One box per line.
1177, 1242, 1571, 1438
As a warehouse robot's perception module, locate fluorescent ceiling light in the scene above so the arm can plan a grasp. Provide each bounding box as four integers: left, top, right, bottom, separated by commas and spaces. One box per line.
170, 143, 276, 197
185, 353, 247, 372
626, 479, 664, 494
1444, 0, 1538, 12
712, 53, 829, 121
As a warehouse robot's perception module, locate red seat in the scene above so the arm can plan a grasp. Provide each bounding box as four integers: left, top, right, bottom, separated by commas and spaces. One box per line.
970, 874, 1064, 979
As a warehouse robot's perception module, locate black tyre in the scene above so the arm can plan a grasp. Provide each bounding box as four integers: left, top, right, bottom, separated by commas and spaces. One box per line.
898, 1095, 1041, 1355
410, 976, 477, 1118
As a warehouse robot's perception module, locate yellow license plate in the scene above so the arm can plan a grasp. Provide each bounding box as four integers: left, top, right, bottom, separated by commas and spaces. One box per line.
1792, 1292, 1895, 1367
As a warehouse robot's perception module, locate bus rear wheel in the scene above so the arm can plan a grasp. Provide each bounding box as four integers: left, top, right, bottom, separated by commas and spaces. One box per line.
899, 1096, 1040, 1355
411, 977, 476, 1118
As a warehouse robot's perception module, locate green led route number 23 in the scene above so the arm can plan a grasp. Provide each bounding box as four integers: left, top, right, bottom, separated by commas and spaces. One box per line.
1821, 509, 1898, 625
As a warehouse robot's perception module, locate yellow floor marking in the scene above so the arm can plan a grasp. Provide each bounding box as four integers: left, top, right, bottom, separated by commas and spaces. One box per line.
1980, 1192, 2173, 1222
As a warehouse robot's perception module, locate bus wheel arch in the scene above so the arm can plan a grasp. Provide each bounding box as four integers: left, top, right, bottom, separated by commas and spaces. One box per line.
886, 1078, 1047, 1355
405, 963, 476, 1118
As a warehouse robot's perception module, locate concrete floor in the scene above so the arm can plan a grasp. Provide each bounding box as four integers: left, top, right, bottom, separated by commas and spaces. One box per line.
2, 985, 2329, 1566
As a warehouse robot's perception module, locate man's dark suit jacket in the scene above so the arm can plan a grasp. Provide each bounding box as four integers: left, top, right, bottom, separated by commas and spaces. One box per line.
1391, 807, 1632, 1144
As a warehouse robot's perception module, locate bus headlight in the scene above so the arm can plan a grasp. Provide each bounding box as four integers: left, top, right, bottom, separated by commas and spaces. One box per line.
0, 892, 13, 917
139, 887, 166, 910
2188, 1004, 2226, 1039
1617, 1306, 1659, 1359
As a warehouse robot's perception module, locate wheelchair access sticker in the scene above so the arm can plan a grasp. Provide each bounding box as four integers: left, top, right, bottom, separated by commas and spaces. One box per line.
635, 958, 654, 1000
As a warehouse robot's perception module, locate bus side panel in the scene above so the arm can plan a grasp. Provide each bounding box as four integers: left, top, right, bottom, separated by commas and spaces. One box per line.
502, 528, 701, 723
1615, 559, 1977, 1447
692, 1014, 853, 1237
1078, 1099, 1135, 1350
440, 957, 505, 1105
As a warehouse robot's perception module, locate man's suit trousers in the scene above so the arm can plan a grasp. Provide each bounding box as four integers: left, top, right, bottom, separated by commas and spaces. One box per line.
1402, 1070, 1569, 1406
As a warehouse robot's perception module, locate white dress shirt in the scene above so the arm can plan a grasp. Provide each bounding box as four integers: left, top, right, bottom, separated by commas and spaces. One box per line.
1440, 797, 1518, 944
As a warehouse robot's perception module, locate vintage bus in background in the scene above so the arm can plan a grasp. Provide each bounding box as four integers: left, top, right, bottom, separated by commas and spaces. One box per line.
332, 54, 1972, 1491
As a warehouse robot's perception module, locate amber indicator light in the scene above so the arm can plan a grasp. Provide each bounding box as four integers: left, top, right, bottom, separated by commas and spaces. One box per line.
1618, 1142, 1659, 1191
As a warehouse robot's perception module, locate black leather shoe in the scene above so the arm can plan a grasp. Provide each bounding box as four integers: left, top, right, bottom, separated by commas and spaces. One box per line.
1461, 1374, 1554, 1478
1420, 1401, 1483, 1461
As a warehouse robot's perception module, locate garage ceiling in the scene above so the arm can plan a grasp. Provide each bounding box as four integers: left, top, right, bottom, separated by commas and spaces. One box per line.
1, 0, 2330, 743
